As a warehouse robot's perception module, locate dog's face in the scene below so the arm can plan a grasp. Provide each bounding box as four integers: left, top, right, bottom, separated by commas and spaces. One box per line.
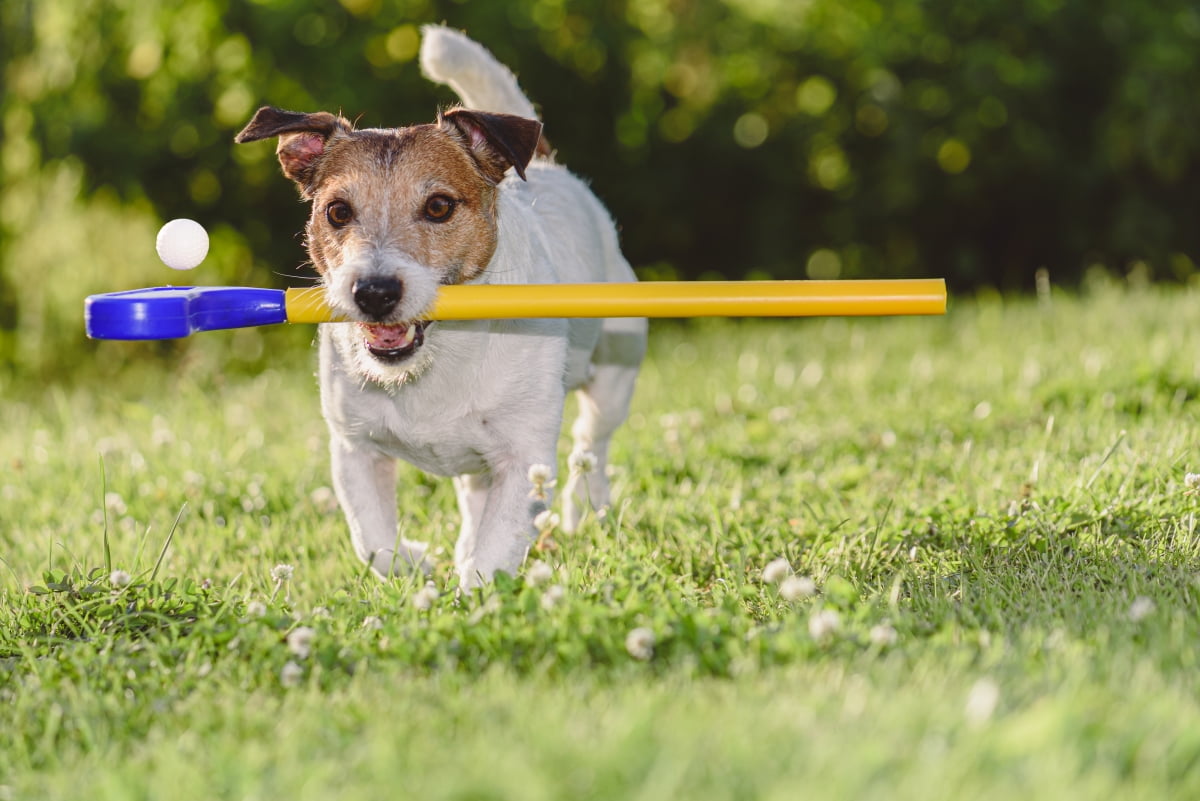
236, 106, 542, 383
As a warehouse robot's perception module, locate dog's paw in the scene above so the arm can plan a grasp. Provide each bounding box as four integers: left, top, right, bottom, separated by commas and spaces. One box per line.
455, 557, 525, 591
367, 539, 433, 578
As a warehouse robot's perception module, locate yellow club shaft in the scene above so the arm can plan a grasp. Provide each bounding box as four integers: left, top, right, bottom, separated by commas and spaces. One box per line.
284, 279, 946, 322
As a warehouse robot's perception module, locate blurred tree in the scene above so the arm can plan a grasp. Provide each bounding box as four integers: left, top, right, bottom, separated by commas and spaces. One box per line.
3, 0, 1200, 370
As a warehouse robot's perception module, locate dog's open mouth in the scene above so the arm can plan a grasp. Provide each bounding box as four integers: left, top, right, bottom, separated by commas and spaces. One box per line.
360, 321, 428, 362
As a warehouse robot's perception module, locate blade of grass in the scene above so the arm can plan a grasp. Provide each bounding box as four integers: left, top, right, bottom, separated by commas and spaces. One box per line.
150, 503, 187, 584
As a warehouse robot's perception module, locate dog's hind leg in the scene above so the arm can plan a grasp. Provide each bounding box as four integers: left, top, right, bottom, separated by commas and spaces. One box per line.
562, 318, 647, 532
453, 472, 491, 570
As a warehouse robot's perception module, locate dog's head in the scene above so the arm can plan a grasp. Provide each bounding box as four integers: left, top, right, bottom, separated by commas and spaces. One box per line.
236, 106, 542, 382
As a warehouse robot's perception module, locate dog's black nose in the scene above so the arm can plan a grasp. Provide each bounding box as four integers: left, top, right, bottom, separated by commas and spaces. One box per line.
352, 277, 403, 319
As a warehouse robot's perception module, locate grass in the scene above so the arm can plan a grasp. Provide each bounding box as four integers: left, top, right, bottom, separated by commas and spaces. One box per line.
4, 281, 1200, 799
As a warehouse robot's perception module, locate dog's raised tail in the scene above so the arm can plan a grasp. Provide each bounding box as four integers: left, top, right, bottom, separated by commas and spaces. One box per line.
420, 26, 539, 121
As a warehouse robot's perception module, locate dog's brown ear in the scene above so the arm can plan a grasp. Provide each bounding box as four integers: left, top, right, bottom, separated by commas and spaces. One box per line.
235, 106, 352, 191
440, 108, 543, 183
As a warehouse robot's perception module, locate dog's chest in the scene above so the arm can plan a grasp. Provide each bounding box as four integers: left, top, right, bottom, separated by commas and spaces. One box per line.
356, 403, 490, 476
323, 376, 494, 476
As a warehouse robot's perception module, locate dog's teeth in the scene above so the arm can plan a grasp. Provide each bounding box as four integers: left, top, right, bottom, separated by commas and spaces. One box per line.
400, 325, 416, 346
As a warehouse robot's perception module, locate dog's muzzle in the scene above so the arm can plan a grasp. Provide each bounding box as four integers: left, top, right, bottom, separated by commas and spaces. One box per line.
349, 276, 431, 362
360, 321, 428, 362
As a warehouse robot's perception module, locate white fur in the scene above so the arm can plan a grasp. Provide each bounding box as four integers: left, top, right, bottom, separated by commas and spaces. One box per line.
323, 28, 647, 588
419, 25, 539, 120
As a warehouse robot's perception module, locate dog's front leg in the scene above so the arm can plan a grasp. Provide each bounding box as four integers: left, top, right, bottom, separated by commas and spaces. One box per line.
455, 460, 550, 589
331, 436, 430, 577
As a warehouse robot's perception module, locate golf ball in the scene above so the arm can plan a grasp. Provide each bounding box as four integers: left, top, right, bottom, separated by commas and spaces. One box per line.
156, 218, 209, 270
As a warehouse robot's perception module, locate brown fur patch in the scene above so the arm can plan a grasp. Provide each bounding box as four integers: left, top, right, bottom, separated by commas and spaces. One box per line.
303, 124, 500, 285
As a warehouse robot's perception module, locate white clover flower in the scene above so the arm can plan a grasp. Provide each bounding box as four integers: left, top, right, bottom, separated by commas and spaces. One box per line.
568, 449, 597, 476
270, 564, 294, 583
533, 510, 560, 536
779, 575, 817, 601
761, 557, 791, 585
286, 626, 316, 659
808, 608, 841, 641
280, 660, 304, 688
1128, 596, 1155, 622
625, 627, 656, 661
526, 560, 555, 587
108, 569, 132, 589
309, 486, 339, 513
104, 492, 127, 516
1186, 473, 1200, 491
869, 622, 899, 647
246, 600, 267, 618
311, 606, 332, 619
964, 677, 1001, 726
412, 583, 439, 611
540, 584, 566, 611
362, 615, 384, 631
527, 463, 556, 500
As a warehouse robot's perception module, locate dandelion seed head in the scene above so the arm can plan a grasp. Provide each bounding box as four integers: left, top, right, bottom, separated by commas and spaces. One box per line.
109, 569, 132, 589
625, 627, 656, 661
779, 575, 817, 601
286, 626, 316, 659
762, 557, 791, 584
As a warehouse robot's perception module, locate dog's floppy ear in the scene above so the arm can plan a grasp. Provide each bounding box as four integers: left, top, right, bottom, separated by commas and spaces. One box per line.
440, 108, 543, 183
235, 106, 352, 191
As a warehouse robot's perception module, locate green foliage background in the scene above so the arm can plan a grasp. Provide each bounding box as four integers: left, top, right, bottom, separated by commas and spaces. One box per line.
3, 0, 1200, 371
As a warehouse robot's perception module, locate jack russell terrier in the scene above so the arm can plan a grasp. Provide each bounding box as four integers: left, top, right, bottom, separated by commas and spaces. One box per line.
235, 26, 647, 588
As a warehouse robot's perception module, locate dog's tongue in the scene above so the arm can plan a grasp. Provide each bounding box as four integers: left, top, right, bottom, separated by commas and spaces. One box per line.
361, 323, 415, 350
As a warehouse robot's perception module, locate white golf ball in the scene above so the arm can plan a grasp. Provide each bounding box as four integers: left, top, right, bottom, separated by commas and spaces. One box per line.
156, 218, 209, 270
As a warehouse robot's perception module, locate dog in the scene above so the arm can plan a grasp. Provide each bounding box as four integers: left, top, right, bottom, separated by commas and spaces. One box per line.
235, 26, 647, 588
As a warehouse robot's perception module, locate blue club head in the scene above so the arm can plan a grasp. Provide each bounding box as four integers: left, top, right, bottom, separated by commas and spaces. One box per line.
85, 286, 289, 340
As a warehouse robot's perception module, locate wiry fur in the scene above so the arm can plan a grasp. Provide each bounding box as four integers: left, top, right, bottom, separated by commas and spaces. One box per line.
236, 26, 646, 587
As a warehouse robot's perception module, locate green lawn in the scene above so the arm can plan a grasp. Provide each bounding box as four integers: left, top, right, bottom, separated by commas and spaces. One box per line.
4, 282, 1200, 799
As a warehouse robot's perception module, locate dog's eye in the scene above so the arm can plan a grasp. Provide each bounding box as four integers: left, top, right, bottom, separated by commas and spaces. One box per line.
424, 195, 456, 222
326, 201, 353, 228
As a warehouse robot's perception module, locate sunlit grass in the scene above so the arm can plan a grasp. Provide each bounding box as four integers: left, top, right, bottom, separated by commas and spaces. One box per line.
3, 283, 1200, 799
